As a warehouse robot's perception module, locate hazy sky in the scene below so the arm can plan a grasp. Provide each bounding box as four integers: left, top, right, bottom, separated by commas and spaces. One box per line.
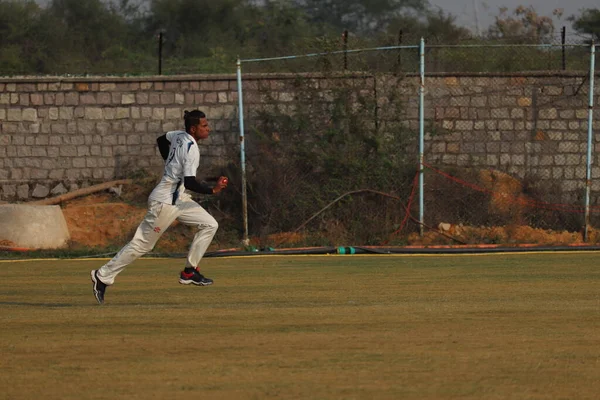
429, 0, 598, 34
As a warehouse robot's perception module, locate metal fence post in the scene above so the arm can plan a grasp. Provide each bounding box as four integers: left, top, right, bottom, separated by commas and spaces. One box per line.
561, 26, 566, 70
584, 42, 596, 242
342, 30, 348, 70
158, 31, 163, 75
396, 29, 403, 73
236, 57, 249, 245
419, 37, 425, 236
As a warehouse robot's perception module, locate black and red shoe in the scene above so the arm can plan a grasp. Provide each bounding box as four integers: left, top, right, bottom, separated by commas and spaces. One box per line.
179, 268, 213, 286
90, 270, 107, 304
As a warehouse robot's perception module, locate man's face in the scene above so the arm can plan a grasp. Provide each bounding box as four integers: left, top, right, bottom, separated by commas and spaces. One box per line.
191, 117, 210, 141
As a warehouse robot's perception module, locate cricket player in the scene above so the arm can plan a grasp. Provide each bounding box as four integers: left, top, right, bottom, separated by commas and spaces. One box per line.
91, 109, 228, 305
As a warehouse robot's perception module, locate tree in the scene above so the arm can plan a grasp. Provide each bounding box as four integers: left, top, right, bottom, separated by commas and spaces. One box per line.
145, 0, 321, 67
47, 0, 134, 65
487, 5, 560, 43
238, 1, 318, 57
386, 9, 471, 44
292, 0, 428, 34
145, 0, 246, 57
0, 0, 61, 74
569, 8, 600, 42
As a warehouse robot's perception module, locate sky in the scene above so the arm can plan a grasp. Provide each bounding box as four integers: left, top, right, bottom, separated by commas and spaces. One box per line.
429, 0, 599, 34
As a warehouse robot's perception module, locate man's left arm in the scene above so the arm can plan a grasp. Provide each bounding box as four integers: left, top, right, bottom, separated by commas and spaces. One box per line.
157, 135, 171, 161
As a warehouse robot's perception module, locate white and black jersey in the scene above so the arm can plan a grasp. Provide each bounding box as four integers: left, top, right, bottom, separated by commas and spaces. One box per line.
149, 130, 200, 205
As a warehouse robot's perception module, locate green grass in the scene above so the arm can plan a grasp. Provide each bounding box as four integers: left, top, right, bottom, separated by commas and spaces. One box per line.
1, 253, 600, 399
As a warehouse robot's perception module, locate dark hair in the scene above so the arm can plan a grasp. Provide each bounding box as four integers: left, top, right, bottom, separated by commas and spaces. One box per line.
184, 110, 206, 132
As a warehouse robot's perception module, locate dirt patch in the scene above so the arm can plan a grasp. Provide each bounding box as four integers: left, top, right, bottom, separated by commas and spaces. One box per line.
407, 224, 587, 246
61, 190, 198, 253
62, 194, 147, 249
56, 180, 591, 252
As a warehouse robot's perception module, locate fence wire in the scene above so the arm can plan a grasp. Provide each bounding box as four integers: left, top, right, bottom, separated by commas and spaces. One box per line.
425, 38, 590, 73
235, 49, 421, 246
235, 42, 599, 247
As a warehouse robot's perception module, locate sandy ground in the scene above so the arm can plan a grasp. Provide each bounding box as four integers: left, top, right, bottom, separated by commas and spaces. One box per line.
61, 188, 201, 253
62, 193, 147, 249
56, 173, 591, 252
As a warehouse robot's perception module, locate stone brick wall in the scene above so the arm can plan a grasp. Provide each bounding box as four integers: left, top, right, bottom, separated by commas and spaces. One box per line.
0, 75, 240, 202
423, 73, 600, 199
237, 72, 599, 202
1, 72, 598, 202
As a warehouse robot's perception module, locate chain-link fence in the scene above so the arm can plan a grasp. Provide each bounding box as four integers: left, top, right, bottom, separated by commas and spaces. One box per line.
425, 74, 589, 234
240, 33, 593, 75
425, 36, 591, 73
422, 42, 598, 246
8, 28, 591, 77
232, 47, 421, 247
234, 41, 599, 247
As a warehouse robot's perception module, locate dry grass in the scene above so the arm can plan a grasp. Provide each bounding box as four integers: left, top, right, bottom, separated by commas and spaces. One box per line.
1, 253, 600, 399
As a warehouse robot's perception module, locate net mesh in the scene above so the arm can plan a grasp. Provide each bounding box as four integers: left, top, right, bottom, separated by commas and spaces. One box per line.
233, 60, 421, 246
231, 42, 599, 247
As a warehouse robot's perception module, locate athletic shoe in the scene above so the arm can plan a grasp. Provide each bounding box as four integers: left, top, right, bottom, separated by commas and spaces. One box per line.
90, 270, 107, 304
179, 268, 213, 286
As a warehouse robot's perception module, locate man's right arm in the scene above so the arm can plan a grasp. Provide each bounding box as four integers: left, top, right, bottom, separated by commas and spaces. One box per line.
157, 135, 170, 161
184, 176, 228, 195
183, 176, 214, 194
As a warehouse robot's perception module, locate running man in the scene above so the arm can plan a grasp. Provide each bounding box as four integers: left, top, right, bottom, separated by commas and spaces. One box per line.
91, 110, 228, 304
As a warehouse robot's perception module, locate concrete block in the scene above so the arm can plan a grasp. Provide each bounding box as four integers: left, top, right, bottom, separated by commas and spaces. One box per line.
0, 205, 70, 249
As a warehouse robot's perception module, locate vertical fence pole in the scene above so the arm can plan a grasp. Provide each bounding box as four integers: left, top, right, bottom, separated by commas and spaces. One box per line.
561, 27, 566, 70
419, 37, 425, 236
396, 29, 403, 73
236, 58, 249, 245
342, 30, 348, 70
584, 42, 596, 242
158, 31, 163, 75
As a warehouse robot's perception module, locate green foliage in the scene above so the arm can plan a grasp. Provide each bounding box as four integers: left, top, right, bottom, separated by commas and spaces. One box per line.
427, 41, 569, 73
48, 0, 131, 62
0, 0, 589, 75
232, 74, 418, 244
293, 0, 428, 34
161, 50, 237, 75
0, 45, 27, 74
238, 0, 319, 57
385, 9, 471, 44
569, 8, 600, 42
146, 0, 243, 57
0, 0, 56, 74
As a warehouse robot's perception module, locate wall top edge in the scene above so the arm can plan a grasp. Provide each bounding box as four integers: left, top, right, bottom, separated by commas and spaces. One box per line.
0, 71, 595, 83
0, 74, 238, 83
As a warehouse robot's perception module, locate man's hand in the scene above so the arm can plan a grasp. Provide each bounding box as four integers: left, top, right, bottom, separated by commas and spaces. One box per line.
212, 176, 229, 194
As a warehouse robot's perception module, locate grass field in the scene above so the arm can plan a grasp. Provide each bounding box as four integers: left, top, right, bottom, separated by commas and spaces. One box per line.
1, 252, 600, 399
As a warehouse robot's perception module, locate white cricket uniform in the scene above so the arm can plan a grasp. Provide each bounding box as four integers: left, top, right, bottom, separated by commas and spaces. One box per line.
97, 130, 218, 285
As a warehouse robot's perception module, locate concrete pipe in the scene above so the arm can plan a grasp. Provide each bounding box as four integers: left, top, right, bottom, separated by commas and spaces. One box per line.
0, 205, 71, 249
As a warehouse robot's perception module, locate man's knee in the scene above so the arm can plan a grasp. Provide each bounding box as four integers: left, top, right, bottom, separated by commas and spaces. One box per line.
198, 218, 218, 233
130, 240, 155, 254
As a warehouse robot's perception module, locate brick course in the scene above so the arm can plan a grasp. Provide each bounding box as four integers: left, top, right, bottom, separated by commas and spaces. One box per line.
0, 72, 598, 202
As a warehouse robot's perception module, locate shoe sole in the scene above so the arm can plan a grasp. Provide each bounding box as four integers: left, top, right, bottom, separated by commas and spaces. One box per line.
179, 278, 213, 286
90, 270, 105, 305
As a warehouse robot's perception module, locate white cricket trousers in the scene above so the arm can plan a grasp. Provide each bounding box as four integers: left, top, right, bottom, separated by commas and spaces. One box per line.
97, 199, 218, 285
